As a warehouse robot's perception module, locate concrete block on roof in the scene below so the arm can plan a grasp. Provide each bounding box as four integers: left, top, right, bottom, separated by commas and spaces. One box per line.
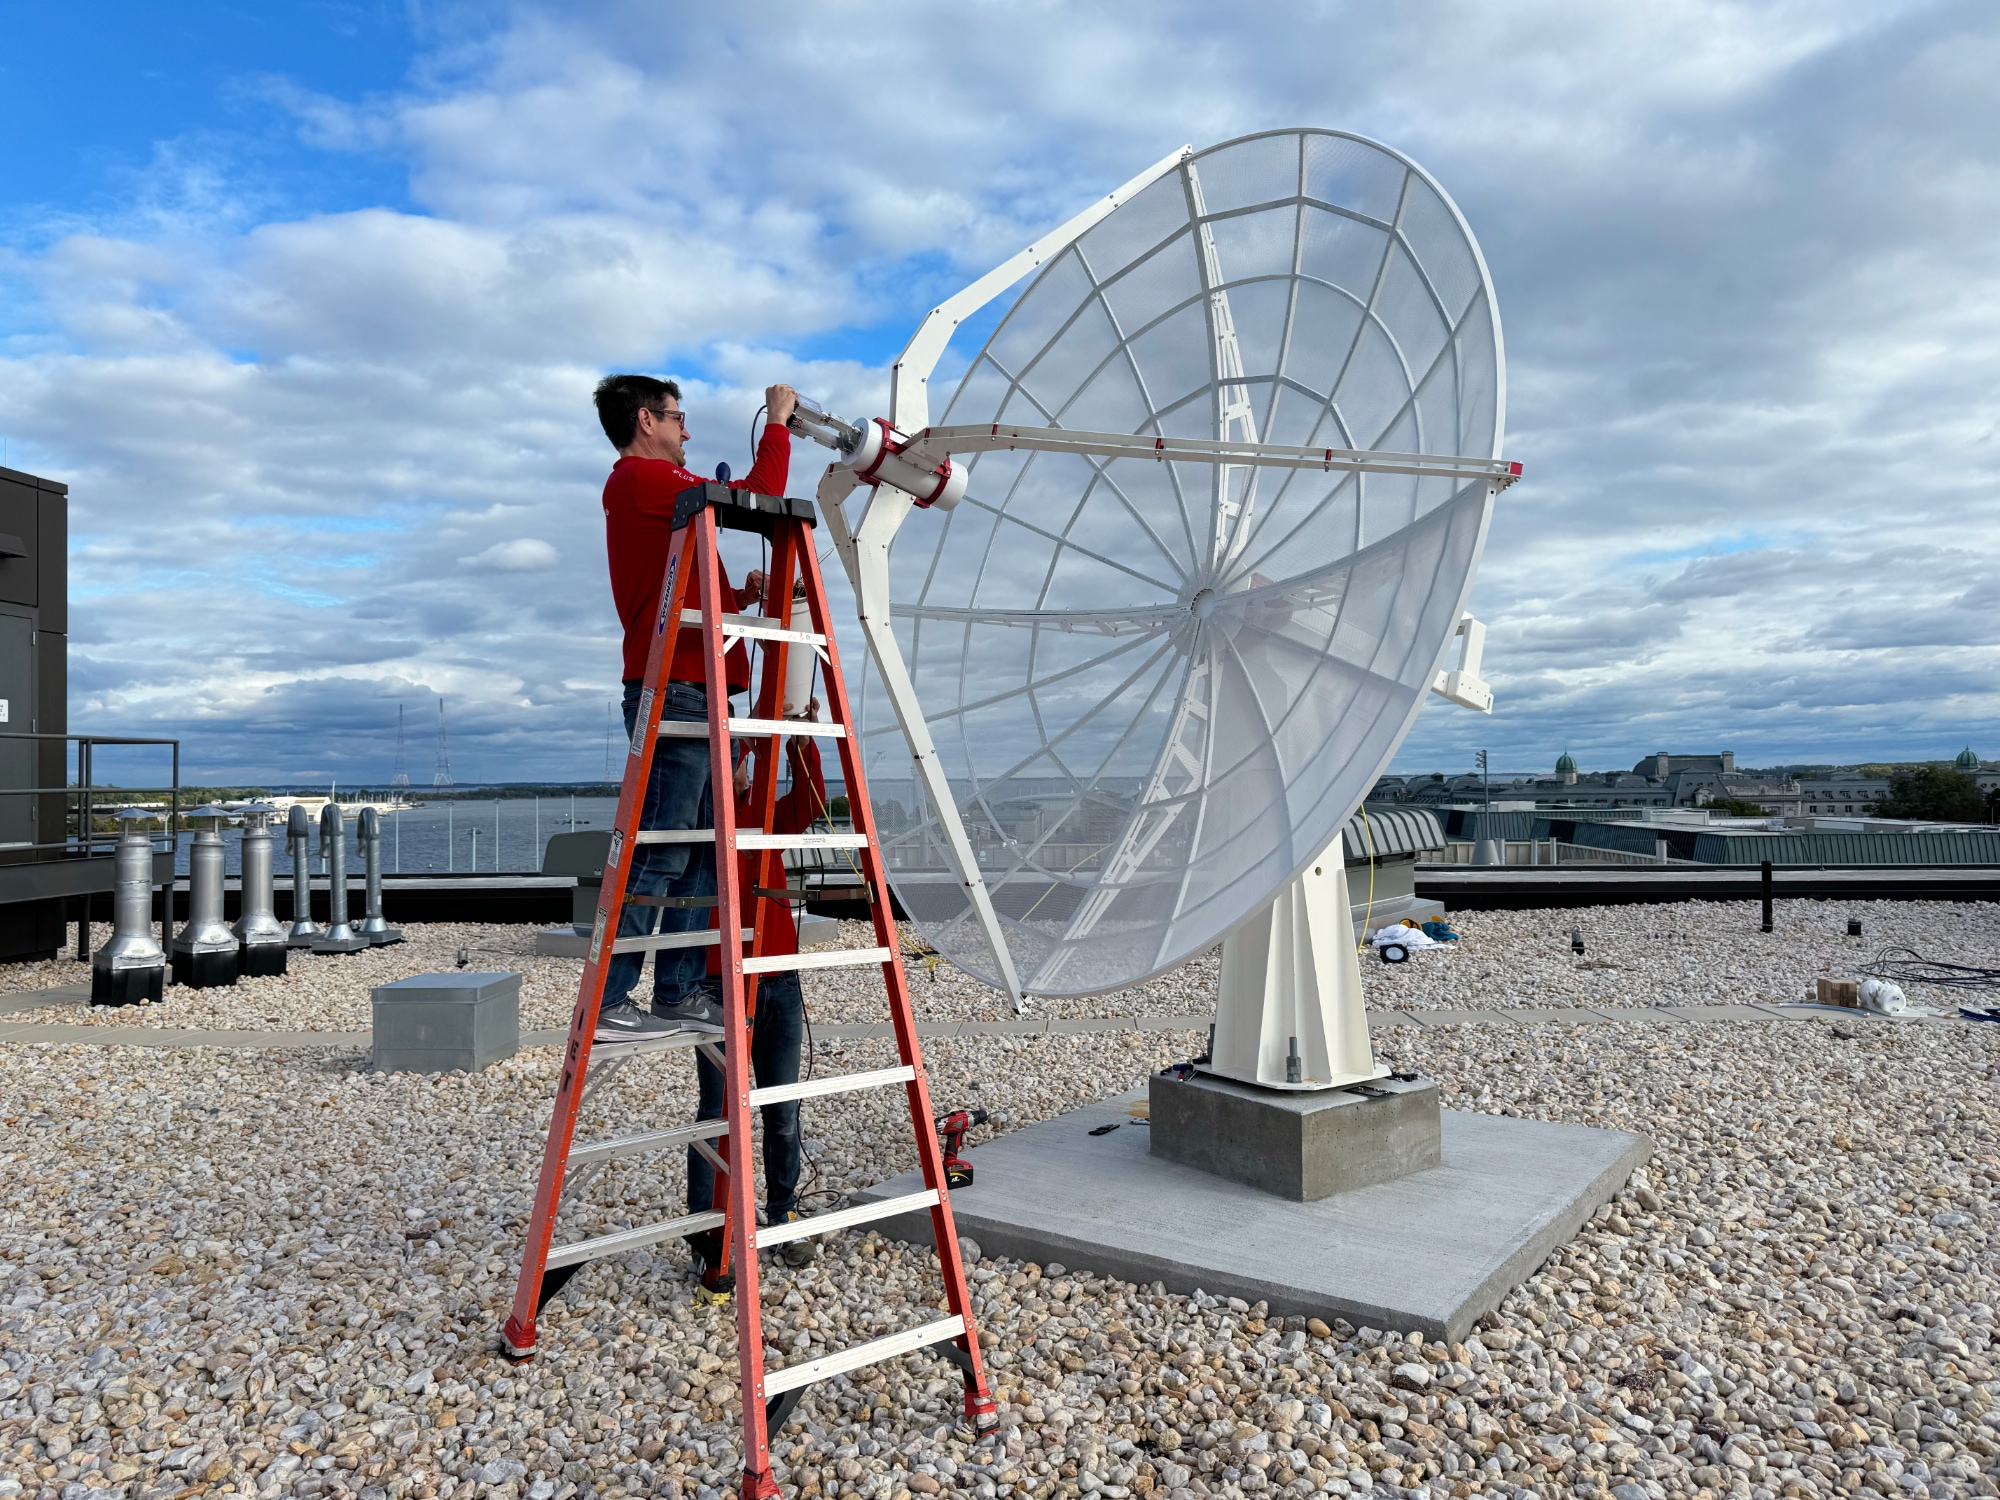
1149, 1071, 1440, 1201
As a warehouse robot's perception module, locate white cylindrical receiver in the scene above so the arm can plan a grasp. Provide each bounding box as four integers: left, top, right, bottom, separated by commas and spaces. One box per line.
770, 582, 818, 717
842, 417, 967, 510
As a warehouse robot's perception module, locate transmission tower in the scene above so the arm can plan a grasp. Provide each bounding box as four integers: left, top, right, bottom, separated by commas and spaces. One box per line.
391, 705, 411, 789
433, 698, 454, 789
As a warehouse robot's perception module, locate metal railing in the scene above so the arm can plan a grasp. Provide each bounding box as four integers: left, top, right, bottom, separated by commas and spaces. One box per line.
1427, 838, 1700, 868
0, 731, 182, 856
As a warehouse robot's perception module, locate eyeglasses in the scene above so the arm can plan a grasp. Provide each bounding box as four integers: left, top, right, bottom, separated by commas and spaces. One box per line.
645, 406, 688, 429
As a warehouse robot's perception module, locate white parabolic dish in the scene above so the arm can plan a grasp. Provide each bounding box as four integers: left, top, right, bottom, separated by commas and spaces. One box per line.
857, 127, 1507, 997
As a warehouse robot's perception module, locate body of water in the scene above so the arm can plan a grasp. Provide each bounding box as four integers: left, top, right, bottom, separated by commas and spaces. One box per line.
157, 797, 621, 876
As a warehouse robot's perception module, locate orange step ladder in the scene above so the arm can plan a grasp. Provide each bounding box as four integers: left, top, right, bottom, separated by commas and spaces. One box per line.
500, 482, 997, 1498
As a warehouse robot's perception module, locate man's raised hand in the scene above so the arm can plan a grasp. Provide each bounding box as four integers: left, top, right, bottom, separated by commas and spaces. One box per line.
766, 384, 799, 428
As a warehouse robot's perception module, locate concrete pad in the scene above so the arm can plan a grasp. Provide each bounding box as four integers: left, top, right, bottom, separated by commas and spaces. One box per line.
0, 1024, 369, 1049
0, 982, 90, 1018
1660, 1004, 1790, 1023
972, 1019, 1054, 1037
1369, 1011, 1429, 1031
1606, 1008, 1689, 1025
858, 1088, 1649, 1343
1500, 1008, 1618, 1026
1413, 1009, 1515, 1028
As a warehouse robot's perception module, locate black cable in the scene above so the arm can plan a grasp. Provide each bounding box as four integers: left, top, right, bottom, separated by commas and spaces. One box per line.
1857, 945, 2000, 992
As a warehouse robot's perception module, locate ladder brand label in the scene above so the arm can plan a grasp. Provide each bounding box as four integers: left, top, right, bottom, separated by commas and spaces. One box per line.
588, 910, 607, 962
630, 689, 653, 754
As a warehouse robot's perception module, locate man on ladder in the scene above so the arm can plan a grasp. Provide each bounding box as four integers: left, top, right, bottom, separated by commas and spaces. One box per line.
591, 373, 799, 1042
504, 458, 1000, 1498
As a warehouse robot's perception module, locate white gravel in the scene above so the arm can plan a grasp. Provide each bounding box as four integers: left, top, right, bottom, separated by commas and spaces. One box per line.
1350, 899, 2000, 1013
3, 904, 1999, 1500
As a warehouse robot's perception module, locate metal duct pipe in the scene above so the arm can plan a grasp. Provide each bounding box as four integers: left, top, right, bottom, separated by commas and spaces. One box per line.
171, 806, 241, 989
91, 814, 166, 1007
287, 804, 322, 946
312, 801, 368, 953
357, 807, 402, 946
234, 803, 289, 977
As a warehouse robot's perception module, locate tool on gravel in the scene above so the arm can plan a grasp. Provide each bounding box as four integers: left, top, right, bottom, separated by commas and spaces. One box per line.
500, 481, 997, 1498
935, 1107, 988, 1189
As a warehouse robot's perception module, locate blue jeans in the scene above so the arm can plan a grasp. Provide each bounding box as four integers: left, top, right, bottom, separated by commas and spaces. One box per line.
605, 679, 722, 1011
688, 968, 804, 1222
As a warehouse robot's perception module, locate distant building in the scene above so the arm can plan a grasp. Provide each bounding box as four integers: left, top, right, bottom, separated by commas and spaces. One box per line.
1376, 748, 1999, 817
1796, 774, 1892, 815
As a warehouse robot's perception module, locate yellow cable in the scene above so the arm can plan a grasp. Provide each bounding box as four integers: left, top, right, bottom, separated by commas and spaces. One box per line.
1357, 805, 1379, 954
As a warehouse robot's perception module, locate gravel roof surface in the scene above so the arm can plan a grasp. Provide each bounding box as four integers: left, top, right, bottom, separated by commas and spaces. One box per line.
12, 897, 1996, 1032
4, 994, 1999, 1500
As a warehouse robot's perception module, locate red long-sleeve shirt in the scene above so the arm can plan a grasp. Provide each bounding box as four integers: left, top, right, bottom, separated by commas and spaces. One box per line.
711, 738, 826, 966
601, 423, 792, 685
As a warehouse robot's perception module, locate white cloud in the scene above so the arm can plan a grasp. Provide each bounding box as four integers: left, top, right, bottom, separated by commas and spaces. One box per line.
460, 538, 560, 572
1, 0, 1997, 783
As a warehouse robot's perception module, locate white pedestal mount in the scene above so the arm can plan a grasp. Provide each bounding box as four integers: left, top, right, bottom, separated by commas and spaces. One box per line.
1203, 834, 1388, 1092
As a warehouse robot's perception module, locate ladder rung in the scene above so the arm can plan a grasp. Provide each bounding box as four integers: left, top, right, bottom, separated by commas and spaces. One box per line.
762, 1316, 967, 1397
754, 1189, 938, 1249
655, 718, 847, 740
608, 927, 752, 956
544, 1210, 727, 1270
591, 1031, 704, 1060
742, 945, 892, 975
626, 831, 866, 850
738, 832, 869, 851
749, 1063, 913, 1109
569, 1118, 728, 1167
681, 609, 828, 647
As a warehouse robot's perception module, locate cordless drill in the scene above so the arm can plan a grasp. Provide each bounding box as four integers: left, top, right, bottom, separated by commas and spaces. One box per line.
935, 1107, 988, 1190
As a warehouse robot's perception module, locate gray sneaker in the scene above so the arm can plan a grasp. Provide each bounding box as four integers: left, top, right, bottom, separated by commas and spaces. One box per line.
594, 999, 681, 1044
652, 992, 724, 1034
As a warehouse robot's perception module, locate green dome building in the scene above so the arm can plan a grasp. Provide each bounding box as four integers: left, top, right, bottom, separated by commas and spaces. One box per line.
1956, 746, 1980, 771
1556, 751, 1577, 786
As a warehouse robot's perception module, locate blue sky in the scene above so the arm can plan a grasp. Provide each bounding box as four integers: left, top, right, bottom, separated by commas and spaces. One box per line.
2, 1, 1997, 785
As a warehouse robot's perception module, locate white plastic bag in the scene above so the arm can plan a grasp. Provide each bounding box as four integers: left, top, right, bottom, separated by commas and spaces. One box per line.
1372, 923, 1437, 951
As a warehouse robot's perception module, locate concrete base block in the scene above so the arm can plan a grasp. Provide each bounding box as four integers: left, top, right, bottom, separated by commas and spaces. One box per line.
798, 914, 842, 950
534, 925, 589, 958
1349, 895, 1446, 940
241, 942, 289, 978
1150, 1072, 1439, 1200
371, 970, 521, 1073
91, 963, 163, 1007
857, 1088, 1649, 1343
170, 947, 240, 990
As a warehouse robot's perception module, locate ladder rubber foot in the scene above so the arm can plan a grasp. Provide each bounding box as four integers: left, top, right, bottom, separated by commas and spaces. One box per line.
500, 1317, 537, 1363
965, 1394, 998, 1431
740, 1468, 783, 1500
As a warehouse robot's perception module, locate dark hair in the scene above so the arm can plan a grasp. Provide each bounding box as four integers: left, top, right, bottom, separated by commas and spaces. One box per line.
594, 374, 682, 449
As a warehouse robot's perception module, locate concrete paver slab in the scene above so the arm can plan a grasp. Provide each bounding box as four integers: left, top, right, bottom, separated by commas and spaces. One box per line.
0, 1024, 368, 1049
1370, 1011, 1429, 1030
1500, 1008, 1619, 1026
858, 1090, 1649, 1343
1409, 1009, 1515, 1028
0, 982, 90, 1018
1660, 1004, 1791, 1022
